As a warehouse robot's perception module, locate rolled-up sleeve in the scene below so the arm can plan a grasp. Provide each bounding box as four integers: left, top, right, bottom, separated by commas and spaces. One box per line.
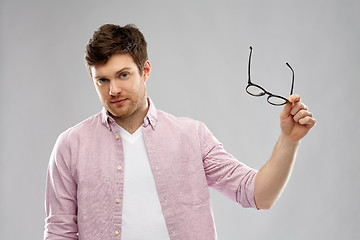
44, 132, 78, 239
199, 122, 258, 209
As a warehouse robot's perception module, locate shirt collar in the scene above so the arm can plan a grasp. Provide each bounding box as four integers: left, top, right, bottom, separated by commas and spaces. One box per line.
101, 97, 158, 131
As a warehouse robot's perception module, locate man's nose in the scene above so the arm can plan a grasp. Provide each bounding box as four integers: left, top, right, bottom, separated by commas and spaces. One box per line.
109, 80, 121, 96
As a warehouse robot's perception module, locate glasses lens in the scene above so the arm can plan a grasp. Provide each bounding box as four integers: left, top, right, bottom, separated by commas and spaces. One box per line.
246, 85, 265, 96
267, 96, 288, 105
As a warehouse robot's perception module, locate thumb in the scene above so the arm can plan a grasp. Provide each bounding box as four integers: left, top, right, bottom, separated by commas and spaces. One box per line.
280, 94, 301, 120
280, 102, 292, 121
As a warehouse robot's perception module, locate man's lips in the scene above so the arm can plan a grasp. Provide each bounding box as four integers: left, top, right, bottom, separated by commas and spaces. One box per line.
110, 98, 127, 105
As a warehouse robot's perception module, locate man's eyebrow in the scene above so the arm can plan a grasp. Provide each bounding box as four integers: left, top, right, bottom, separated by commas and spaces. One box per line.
115, 67, 132, 76
94, 67, 132, 80
94, 76, 107, 80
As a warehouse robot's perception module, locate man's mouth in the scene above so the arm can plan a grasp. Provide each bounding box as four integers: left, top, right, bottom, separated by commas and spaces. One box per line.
110, 98, 127, 105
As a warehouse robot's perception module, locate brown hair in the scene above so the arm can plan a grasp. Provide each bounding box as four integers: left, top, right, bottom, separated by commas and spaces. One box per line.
85, 24, 148, 74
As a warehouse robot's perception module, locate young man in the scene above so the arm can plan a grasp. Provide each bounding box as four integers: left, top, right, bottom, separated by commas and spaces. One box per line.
44, 24, 316, 240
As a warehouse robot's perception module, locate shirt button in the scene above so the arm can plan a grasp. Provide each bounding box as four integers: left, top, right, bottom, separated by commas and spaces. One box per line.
117, 165, 122, 171
115, 134, 120, 140
115, 198, 120, 204
114, 230, 119, 236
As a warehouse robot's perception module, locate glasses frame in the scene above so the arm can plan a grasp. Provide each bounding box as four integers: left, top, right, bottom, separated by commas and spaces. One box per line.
246, 46, 295, 106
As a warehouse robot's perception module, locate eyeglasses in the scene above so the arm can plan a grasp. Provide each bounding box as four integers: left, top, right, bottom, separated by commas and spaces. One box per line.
246, 46, 295, 106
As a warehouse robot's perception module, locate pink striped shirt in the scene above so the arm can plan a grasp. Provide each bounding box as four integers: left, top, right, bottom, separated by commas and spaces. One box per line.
44, 99, 258, 240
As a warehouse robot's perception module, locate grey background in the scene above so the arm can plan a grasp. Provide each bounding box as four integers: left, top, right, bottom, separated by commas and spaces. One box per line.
1, 0, 359, 239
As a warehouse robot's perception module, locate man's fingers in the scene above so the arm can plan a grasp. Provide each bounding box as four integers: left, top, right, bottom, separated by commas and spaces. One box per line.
281, 94, 315, 128
280, 94, 302, 121
293, 109, 313, 123
288, 94, 301, 104
280, 102, 292, 121
280, 94, 316, 138
290, 102, 308, 116
298, 115, 317, 128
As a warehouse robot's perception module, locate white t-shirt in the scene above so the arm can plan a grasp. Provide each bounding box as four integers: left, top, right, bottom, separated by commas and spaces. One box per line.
119, 125, 170, 240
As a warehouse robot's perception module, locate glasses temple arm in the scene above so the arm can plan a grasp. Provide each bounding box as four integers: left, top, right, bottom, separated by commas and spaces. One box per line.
286, 62, 295, 95
248, 46, 253, 84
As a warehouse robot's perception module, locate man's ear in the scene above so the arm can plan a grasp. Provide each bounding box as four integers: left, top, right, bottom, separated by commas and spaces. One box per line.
142, 60, 151, 82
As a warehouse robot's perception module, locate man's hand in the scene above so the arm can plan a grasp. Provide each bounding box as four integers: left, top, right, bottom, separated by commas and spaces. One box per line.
280, 94, 316, 143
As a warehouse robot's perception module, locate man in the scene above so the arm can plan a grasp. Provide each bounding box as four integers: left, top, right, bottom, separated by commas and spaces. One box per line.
44, 24, 316, 240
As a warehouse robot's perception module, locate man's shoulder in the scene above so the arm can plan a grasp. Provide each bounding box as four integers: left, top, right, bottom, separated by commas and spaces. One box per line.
154, 109, 218, 148
58, 111, 103, 141
157, 109, 198, 123
156, 109, 206, 131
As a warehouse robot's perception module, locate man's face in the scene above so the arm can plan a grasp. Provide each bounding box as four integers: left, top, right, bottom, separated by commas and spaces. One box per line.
90, 53, 151, 124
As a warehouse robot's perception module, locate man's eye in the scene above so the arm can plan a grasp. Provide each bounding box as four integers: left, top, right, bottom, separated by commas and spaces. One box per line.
120, 73, 128, 79
97, 79, 108, 85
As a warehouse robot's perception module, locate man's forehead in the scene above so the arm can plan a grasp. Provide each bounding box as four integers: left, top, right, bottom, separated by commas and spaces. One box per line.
91, 54, 137, 78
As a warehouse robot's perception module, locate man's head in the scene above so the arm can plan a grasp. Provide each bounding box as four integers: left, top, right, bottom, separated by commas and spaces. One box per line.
85, 24, 151, 131
85, 24, 148, 75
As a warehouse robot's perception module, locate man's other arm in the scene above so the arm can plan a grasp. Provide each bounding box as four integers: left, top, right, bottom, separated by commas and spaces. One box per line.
44, 132, 78, 239
254, 94, 316, 209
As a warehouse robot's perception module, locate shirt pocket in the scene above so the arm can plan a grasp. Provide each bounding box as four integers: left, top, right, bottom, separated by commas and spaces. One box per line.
173, 159, 210, 205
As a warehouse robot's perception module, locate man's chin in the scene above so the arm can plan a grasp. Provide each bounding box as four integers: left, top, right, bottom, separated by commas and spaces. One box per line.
106, 106, 126, 118
109, 111, 127, 120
